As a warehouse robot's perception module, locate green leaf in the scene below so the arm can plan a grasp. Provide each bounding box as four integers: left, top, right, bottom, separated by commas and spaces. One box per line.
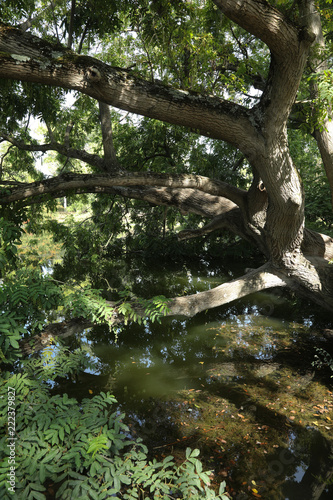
30, 482, 47, 491
8, 337, 20, 349
31, 492, 46, 500
113, 475, 121, 492
39, 464, 46, 484
219, 481, 227, 495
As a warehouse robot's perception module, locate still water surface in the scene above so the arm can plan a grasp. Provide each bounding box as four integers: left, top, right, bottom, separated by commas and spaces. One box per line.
54, 258, 333, 499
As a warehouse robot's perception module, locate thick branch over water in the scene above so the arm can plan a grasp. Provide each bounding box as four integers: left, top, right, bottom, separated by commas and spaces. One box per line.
165, 264, 291, 317
0, 171, 247, 208
20, 265, 291, 356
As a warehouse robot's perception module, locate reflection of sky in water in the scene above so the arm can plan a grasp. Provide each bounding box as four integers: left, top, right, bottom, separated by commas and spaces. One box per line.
292, 464, 306, 483
40, 259, 333, 499
89, 301, 318, 382
41, 264, 54, 275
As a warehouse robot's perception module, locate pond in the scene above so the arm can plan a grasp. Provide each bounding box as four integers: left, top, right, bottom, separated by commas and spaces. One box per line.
51, 257, 333, 499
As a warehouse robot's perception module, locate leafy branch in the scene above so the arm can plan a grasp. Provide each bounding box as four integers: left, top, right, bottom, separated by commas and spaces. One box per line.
117, 287, 170, 326
0, 361, 228, 500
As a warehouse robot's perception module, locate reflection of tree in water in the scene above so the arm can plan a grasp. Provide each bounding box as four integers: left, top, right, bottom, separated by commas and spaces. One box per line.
49, 260, 333, 499
280, 431, 333, 500
125, 399, 183, 448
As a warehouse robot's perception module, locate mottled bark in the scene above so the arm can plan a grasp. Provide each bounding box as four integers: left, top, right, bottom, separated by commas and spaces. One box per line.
0, 171, 247, 207
0, 23, 260, 157
98, 101, 120, 172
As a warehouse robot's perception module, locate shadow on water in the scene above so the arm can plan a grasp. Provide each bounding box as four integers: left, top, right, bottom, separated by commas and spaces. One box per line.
51, 258, 333, 499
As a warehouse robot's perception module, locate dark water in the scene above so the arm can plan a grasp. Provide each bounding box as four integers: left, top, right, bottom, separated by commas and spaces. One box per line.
53, 258, 333, 499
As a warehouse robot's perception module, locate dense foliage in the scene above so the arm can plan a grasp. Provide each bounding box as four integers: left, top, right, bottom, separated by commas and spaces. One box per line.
0, 216, 228, 498
0, 350, 228, 499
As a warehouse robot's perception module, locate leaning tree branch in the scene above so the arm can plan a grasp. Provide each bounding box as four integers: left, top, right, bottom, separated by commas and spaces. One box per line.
108, 186, 238, 218
177, 208, 250, 243
164, 264, 291, 317
19, 264, 290, 356
0, 133, 108, 172
213, 0, 315, 134
0, 184, 233, 220
0, 171, 247, 209
19, 258, 333, 355
1, 134, 246, 209
212, 0, 314, 62
0, 23, 263, 159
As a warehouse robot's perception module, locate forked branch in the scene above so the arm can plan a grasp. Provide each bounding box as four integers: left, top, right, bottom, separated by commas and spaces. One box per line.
178, 208, 249, 242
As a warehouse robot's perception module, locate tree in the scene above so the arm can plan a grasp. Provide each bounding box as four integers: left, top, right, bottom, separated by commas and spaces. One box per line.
1, 0, 333, 320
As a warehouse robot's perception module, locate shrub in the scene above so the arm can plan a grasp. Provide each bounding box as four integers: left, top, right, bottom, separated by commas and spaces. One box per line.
0, 371, 228, 499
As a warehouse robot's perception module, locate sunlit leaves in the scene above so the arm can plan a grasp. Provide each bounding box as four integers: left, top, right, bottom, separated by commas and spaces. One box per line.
309, 69, 333, 114
0, 312, 25, 362
123, 0, 254, 96
87, 434, 109, 458
25, 343, 97, 382
117, 287, 170, 326
0, 0, 36, 25
61, 284, 115, 328
0, 267, 61, 330
317, 69, 333, 103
